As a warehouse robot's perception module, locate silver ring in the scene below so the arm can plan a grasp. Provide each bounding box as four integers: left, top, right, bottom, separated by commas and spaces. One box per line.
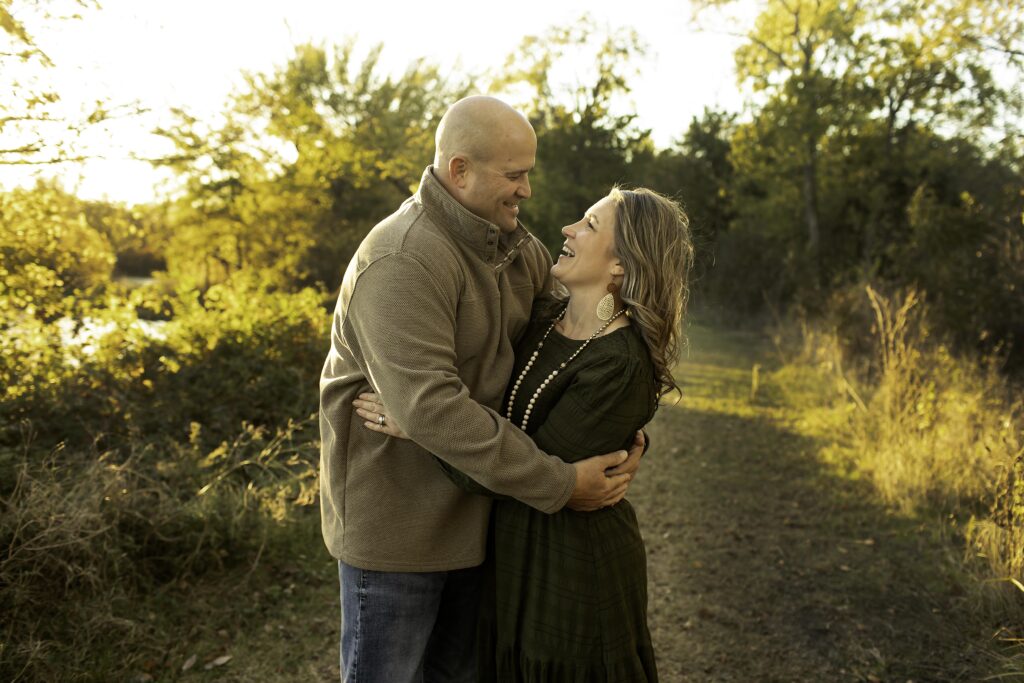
377, 414, 386, 426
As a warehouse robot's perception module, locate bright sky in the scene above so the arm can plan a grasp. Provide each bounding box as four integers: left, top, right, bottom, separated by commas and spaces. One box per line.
1, 0, 754, 205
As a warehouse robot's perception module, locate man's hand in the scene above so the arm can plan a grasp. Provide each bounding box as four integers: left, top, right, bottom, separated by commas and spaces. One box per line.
567, 451, 631, 511
605, 430, 645, 477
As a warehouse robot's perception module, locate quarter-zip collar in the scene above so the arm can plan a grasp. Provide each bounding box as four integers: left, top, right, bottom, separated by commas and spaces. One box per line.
417, 166, 533, 273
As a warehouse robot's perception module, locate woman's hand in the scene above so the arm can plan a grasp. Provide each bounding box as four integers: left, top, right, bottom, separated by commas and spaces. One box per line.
353, 392, 409, 439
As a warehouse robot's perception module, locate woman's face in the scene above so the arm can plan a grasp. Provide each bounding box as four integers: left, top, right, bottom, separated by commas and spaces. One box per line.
551, 196, 620, 289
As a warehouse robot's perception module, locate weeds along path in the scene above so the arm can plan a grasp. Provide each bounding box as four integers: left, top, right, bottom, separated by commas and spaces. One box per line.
634, 324, 994, 682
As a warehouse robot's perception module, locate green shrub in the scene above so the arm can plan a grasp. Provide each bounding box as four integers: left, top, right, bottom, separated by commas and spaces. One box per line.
1, 272, 329, 451
0, 182, 116, 323
151, 273, 328, 447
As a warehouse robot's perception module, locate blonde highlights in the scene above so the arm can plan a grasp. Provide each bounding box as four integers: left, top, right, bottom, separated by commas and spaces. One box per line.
609, 187, 694, 401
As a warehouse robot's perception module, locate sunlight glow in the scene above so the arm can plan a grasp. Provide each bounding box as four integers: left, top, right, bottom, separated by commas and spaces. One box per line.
2, 0, 760, 205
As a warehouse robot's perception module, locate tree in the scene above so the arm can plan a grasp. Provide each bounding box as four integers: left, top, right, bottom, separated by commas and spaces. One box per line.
491, 16, 652, 251
154, 42, 469, 291
0, 0, 141, 167
632, 109, 737, 308
695, 0, 1023, 307
702, 0, 863, 287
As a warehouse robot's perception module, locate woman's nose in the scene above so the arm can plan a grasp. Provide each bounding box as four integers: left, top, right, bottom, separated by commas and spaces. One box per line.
561, 225, 574, 238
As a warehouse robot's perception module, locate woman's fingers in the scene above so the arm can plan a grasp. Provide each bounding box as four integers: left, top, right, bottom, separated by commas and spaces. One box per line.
363, 419, 405, 438
357, 392, 384, 407
354, 392, 408, 439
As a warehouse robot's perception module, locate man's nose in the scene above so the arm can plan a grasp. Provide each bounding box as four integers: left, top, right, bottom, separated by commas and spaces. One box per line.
517, 175, 531, 199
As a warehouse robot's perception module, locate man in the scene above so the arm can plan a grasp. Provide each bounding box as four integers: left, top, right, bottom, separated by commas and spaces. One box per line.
319, 95, 644, 681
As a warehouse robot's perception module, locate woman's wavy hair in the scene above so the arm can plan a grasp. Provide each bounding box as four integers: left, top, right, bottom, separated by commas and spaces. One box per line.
609, 186, 693, 402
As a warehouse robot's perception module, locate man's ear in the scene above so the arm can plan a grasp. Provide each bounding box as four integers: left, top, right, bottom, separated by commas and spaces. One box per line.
448, 156, 469, 188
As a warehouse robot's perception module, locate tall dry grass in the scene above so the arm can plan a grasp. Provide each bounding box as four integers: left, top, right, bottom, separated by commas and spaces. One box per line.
0, 416, 319, 681
853, 286, 1020, 515
766, 284, 1024, 641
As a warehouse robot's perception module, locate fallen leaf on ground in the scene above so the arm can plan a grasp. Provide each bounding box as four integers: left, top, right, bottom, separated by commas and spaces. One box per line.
205, 655, 232, 670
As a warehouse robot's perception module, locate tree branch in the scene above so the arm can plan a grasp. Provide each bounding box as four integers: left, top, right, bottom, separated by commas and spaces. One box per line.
0, 154, 94, 165
732, 30, 790, 69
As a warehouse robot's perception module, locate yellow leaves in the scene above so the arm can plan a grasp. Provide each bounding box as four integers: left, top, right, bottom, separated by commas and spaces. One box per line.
158, 355, 181, 373
1, 184, 116, 299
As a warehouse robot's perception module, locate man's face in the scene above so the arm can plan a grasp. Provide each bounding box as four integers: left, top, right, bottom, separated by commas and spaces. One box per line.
459, 130, 536, 233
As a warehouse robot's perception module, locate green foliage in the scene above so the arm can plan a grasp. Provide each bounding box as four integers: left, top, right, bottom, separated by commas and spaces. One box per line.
694, 0, 1023, 336
634, 109, 737, 306
0, 250, 328, 678
893, 170, 1024, 366
82, 199, 170, 277
0, 265, 324, 678
0, 180, 116, 322
155, 42, 469, 291
152, 273, 328, 446
0, 272, 328, 452
492, 16, 652, 251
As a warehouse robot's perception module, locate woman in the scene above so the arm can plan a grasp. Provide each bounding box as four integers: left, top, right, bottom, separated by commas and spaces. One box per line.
356, 186, 692, 681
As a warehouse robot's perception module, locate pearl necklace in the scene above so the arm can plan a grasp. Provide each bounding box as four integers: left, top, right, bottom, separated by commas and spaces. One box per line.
506, 305, 627, 430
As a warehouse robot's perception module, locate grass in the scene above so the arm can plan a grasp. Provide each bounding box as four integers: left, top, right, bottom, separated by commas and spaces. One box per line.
0, 417, 321, 681
635, 318, 1014, 680
3, 307, 1021, 680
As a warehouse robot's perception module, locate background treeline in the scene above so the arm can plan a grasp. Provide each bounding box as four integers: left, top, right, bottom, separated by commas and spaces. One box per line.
1, 0, 1022, 678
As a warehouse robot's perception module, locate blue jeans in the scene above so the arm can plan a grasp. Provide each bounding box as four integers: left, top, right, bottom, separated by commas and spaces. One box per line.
338, 560, 482, 682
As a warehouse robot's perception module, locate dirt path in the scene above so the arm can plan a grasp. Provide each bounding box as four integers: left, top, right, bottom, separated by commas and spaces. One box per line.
633, 324, 997, 682
162, 324, 1004, 682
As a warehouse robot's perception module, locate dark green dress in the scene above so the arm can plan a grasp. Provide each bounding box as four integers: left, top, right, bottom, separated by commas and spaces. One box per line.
440, 309, 659, 681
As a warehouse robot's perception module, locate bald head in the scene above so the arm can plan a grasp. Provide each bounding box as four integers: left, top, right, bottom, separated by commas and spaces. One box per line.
432, 96, 536, 232
434, 96, 535, 171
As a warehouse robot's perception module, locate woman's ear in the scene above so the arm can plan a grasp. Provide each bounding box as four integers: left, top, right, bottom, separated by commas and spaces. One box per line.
611, 263, 625, 277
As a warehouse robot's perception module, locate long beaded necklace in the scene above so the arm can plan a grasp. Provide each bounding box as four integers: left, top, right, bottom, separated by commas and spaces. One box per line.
506, 305, 627, 430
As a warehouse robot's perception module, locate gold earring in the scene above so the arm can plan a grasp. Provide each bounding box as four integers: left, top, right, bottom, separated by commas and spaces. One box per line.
596, 282, 619, 321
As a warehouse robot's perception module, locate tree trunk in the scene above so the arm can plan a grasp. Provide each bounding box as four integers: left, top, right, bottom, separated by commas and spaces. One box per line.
803, 134, 822, 284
